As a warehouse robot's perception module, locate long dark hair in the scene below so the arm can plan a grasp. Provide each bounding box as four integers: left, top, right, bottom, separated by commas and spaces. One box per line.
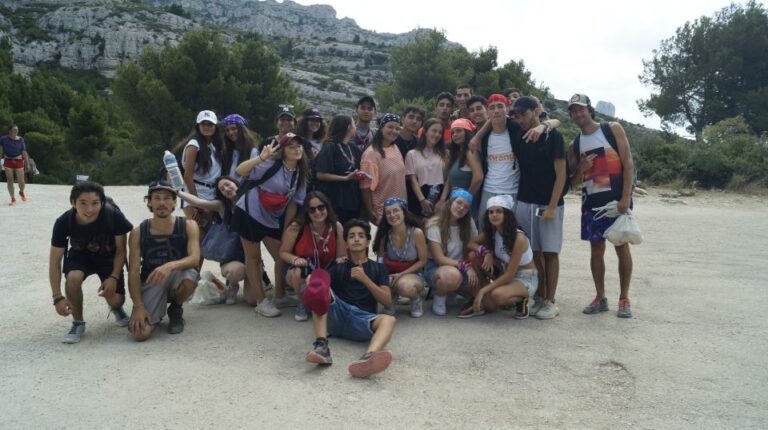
221, 124, 259, 177
276, 137, 311, 188
174, 123, 224, 174
416, 118, 446, 160
297, 116, 327, 142
291, 191, 338, 233
482, 207, 519, 260
213, 175, 239, 226
317, 115, 353, 158
372, 203, 422, 255
448, 127, 475, 169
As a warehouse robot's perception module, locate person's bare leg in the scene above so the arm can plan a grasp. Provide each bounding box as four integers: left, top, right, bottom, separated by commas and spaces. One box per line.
394, 275, 423, 300
615, 244, 633, 300
15, 168, 25, 196
543, 252, 559, 302
311, 311, 328, 338
172, 279, 196, 303
486, 282, 528, 312
65, 271, 86, 321
103, 292, 125, 309
590, 240, 607, 299
262, 236, 285, 297
367, 315, 396, 353
533, 251, 546, 298
240, 238, 266, 304
5, 168, 15, 200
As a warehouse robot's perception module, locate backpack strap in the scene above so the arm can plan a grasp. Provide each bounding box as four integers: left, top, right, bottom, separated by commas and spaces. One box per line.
139, 219, 149, 258
600, 122, 618, 153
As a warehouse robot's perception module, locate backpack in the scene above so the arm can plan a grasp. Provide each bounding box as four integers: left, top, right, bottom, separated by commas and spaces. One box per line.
572, 122, 637, 188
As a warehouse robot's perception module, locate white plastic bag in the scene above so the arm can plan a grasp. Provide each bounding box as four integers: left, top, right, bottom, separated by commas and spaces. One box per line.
603, 210, 643, 245
190, 271, 226, 305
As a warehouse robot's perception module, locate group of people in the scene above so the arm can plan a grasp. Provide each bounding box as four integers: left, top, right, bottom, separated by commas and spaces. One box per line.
46, 87, 636, 379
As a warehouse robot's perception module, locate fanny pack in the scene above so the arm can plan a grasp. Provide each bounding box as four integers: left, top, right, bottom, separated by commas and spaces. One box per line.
258, 188, 291, 212
383, 254, 414, 274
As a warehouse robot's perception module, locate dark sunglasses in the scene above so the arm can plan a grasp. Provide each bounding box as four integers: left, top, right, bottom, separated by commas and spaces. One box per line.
308, 204, 326, 214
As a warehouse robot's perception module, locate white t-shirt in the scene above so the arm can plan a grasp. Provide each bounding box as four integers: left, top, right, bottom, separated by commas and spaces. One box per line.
182, 139, 221, 201
426, 221, 478, 260
405, 149, 446, 186
483, 131, 519, 194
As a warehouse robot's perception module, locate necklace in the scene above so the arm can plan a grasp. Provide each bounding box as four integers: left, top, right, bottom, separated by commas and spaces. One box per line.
309, 223, 332, 267
388, 227, 412, 260
283, 161, 297, 172
337, 143, 357, 171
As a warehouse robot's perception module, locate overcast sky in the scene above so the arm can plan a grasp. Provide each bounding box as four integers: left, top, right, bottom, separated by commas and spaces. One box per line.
291, 0, 762, 135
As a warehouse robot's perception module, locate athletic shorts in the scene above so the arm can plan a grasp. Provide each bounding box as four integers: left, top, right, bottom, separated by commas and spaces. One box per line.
514, 268, 538, 298
63, 252, 125, 295
581, 200, 634, 242
3, 158, 23, 169
231, 206, 282, 242
327, 295, 379, 342
136, 268, 199, 324
515, 201, 564, 253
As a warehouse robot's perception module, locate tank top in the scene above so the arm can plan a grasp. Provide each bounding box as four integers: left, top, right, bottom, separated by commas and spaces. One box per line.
385, 226, 418, 262
292, 223, 336, 269
579, 127, 624, 209
494, 230, 533, 266
140, 218, 188, 282
447, 158, 473, 191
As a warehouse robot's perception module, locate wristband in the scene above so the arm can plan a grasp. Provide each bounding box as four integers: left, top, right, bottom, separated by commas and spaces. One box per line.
53, 296, 66, 306
477, 245, 491, 257
108, 275, 120, 282
258, 154, 265, 161
456, 259, 472, 273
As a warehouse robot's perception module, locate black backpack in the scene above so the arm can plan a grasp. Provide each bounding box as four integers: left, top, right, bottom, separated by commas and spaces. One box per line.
572, 122, 637, 188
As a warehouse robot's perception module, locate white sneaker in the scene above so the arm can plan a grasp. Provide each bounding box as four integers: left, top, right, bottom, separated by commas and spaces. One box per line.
225, 281, 239, 305
432, 295, 447, 316
383, 294, 397, 316
410, 296, 424, 318
294, 303, 309, 322
255, 299, 281, 317
62, 321, 86, 344
529, 296, 544, 317
273, 294, 299, 308
535, 299, 559, 320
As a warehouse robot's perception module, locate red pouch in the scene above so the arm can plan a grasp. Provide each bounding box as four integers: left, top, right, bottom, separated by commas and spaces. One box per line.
258, 188, 290, 212
383, 254, 414, 274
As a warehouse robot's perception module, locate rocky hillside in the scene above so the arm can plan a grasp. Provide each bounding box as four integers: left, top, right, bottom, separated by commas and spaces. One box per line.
0, 0, 414, 113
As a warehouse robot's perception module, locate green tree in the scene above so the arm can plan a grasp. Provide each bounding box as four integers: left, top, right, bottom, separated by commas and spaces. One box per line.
387, 30, 459, 100
639, 1, 768, 138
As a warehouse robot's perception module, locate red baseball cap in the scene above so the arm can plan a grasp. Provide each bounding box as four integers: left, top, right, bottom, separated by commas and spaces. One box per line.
303, 269, 331, 316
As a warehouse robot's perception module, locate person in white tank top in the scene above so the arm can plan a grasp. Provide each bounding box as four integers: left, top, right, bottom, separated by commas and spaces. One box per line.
464, 195, 538, 318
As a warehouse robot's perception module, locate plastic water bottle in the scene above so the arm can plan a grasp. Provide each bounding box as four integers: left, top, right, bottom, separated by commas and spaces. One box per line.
428, 185, 441, 202
163, 150, 185, 190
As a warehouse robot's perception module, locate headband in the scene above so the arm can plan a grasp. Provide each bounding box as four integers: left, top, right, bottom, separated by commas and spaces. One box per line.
449, 188, 473, 205
378, 113, 401, 127
486, 93, 510, 107
383, 197, 407, 210
450, 118, 476, 132
222, 114, 248, 127
486, 195, 515, 211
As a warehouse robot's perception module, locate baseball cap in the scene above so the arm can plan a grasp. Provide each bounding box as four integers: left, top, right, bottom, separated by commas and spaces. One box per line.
278, 132, 302, 148
196, 110, 218, 124
510, 96, 540, 114
302, 107, 322, 119
302, 268, 331, 316
568, 93, 591, 108
277, 105, 296, 119
486, 93, 510, 107
357, 95, 376, 108
147, 180, 177, 197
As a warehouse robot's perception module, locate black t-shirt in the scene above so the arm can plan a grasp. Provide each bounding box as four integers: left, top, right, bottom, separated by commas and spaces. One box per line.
51, 206, 134, 258
329, 259, 389, 314
313, 142, 363, 212
514, 128, 566, 206
395, 135, 418, 161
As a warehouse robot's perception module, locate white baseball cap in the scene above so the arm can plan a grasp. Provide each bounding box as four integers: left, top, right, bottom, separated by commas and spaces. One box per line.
196, 110, 218, 124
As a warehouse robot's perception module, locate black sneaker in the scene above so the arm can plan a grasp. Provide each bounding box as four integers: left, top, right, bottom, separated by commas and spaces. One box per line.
167, 302, 185, 334
514, 297, 529, 320
306, 337, 333, 364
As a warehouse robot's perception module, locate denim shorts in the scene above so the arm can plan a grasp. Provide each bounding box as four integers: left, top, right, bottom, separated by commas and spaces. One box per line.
423, 260, 468, 290
515, 268, 538, 298
327, 295, 378, 342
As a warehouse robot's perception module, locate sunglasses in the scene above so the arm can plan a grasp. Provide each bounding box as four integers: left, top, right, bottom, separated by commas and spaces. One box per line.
308, 204, 326, 214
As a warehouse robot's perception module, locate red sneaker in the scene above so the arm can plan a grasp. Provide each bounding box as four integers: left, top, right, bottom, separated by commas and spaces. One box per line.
348, 350, 392, 378
19, 191, 27, 202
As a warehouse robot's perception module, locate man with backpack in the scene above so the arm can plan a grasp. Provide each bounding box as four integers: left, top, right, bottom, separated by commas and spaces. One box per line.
128, 181, 201, 341
49, 181, 134, 343
567, 94, 635, 318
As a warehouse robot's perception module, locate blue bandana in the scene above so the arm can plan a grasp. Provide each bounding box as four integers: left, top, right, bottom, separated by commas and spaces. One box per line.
378, 113, 401, 127
383, 197, 407, 210
222, 114, 248, 127
449, 188, 473, 205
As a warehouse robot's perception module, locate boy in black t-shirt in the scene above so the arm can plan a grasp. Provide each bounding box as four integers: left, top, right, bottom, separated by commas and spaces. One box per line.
49, 181, 133, 344
302, 219, 396, 378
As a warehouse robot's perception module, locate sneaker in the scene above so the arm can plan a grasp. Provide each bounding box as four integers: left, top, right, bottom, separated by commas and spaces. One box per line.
397, 295, 411, 305
535, 299, 559, 320
410, 296, 423, 318
432, 295, 447, 316
8, 198, 16, 206
273, 294, 299, 308
529, 296, 544, 317
294, 302, 308, 322
513, 297, 529, 320
348, 350, 393, 378
167, 302, 185, 334
583, 296, 609, 315
383, 294, 397, 316
617, 298, 633, 318
62, 321, 86, 344
110, 307, 130, 327
225, 281, 238, 305
255, 299, 281, 317
456, 306, 485, 319
19, 191, 27, 202
306, 337, 333, 364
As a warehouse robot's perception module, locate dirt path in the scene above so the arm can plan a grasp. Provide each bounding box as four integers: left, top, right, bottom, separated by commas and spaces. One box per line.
1, 184, 766, 429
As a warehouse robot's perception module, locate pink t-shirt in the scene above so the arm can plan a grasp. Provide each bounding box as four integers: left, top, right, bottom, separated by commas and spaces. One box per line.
360, 145, 407, 223
404, 148, 446, 186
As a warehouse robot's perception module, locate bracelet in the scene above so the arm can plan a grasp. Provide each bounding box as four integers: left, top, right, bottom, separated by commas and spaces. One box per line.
108, 275, 120, 282
53, 296, 66, 306
477, 245, 491, 257
258, 154, 265, 161
456, 259, 472, 273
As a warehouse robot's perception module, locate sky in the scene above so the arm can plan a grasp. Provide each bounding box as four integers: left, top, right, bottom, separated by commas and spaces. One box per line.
291, 0, 763, 135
